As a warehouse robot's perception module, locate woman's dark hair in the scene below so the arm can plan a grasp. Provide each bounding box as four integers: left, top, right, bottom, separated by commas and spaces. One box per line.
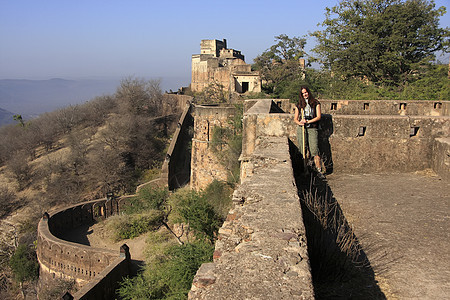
298, 86, 319, 109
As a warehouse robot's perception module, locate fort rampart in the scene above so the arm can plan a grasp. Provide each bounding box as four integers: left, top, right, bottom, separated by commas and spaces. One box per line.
241, 99, 450, 179
36, 94, 192, 299
190, 105, 239, 190
37, 196, 133, 299
189, 136, 314, 299
190, 98, 449, 298
36, 95, 449, 299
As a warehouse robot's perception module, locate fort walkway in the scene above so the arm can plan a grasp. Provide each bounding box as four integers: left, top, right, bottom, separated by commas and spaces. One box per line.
327, 172, 450, 299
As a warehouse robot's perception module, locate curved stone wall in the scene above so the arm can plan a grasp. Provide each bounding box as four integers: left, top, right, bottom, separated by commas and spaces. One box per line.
37, 197, 132, 298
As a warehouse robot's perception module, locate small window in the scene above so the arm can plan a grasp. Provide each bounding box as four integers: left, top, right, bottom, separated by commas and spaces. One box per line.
434, 102, 442, 109
400, 103, 407, 110
331, 103, 337, 110
358, 126, 367, 136
363, 103, 370, 110
410, 127, 419, 137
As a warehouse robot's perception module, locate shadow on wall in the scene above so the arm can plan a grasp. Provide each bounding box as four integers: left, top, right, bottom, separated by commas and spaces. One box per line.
168, 108, 194, 190
319, 114, 334, 174
290, 144, 386, 299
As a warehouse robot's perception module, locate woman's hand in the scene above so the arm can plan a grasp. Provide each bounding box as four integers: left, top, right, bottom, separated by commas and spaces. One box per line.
293, 106, 305, 126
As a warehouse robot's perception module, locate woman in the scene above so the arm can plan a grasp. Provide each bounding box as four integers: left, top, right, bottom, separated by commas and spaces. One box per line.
293, 86, 323, 173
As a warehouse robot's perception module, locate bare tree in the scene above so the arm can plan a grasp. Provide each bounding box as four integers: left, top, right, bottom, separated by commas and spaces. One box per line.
7, 151, 32, 191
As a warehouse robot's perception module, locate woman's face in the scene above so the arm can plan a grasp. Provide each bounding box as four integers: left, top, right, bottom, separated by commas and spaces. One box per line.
301, 88, 309, 99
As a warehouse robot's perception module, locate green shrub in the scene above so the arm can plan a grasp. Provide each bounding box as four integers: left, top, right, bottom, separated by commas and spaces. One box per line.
110, 210, 165, 241
144, 230, 178, 263
118, 240, 213, 300
168, 188, 221, 242
160, 241, 214, 298
9, 244, 39, 283
125, 186, 168, 214
203, 180, 233, 220
139, 167, 161, 183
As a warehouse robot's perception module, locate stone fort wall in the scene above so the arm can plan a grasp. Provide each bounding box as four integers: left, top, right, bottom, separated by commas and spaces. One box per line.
240, 99, 449, 179
190, 98, 449, 298
37, 196, 133, 299
36, 96, 449, 299
190, 105, 238, 190
187, 98, 449, 194
189, 136, 314, 299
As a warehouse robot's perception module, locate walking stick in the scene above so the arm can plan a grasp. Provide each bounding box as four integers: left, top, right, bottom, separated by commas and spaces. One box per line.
301, 108, 308, 174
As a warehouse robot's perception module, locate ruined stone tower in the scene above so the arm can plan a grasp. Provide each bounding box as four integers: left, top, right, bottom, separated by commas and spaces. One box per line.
191, 39, 261, 94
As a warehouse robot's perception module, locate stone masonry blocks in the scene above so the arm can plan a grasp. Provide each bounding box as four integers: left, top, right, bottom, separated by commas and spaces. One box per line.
189, 136, 314, 299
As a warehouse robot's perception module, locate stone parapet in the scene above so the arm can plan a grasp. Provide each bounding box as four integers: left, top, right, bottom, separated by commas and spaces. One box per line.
189, 136, 314, 299
240, 103, 449, 176
432, 137, 450, 181
317, 100, 449, 116
161, 102, 194, 190
37, 197, 132, 298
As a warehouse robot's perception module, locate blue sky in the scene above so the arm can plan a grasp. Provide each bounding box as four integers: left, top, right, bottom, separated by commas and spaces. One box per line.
1, 0, 449, 88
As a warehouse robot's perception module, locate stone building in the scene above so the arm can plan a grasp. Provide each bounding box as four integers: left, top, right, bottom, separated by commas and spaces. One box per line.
191, 39, 262, 94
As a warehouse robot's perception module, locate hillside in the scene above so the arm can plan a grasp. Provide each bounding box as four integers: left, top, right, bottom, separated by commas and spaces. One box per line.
0, 78, 185, 299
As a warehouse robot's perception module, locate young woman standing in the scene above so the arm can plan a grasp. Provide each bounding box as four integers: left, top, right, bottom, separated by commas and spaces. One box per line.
293, 86, 323, 173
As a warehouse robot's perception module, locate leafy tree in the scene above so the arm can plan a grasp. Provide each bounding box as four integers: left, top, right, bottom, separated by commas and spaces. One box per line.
253, 34, 307, 95
118, 240, 213, 300
400, 63, 450, 100
311, 0, 449, 86
9, 244, 39, 283
13, 115, 25, 127
194, 81, 228, 104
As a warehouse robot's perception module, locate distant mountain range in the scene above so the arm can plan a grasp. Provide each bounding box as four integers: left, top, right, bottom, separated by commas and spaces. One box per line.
0, 78, 121, 118
0, 107, 15, 126
0, 77, 189, 122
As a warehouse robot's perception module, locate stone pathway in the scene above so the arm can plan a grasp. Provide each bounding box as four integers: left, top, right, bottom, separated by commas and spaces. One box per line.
326, 171, 450, 299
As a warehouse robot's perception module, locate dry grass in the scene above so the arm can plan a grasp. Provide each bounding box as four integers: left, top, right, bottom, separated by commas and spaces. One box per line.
298, 176, 385, 299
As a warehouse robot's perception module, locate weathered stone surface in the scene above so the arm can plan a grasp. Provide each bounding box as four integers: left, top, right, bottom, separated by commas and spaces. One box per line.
241, 100, 450, 176
432, 137, 450, 181
190, 106, 237, 190
191, 39, 261, 94
189, 137, 314, 299
327, 172, 450, 299
319, 99, 450, 116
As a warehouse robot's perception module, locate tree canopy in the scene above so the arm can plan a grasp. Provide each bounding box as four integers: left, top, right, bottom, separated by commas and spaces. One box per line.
253, 34, 307, 97
311, 0, 449, 86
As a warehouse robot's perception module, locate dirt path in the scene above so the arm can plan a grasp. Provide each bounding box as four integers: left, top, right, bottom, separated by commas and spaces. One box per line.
326, 171, 450, 299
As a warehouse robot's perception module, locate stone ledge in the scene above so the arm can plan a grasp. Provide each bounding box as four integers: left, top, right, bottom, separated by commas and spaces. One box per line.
189, 136, 314, 299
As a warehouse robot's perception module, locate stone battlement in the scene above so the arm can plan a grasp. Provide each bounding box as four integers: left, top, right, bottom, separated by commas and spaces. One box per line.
189, 136, 314, 299
37, 196, 133, 299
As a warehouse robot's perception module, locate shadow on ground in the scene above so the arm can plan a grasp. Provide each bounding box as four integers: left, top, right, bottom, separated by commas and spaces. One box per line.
62, 223, 93, 246
290, 142, 386, 299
